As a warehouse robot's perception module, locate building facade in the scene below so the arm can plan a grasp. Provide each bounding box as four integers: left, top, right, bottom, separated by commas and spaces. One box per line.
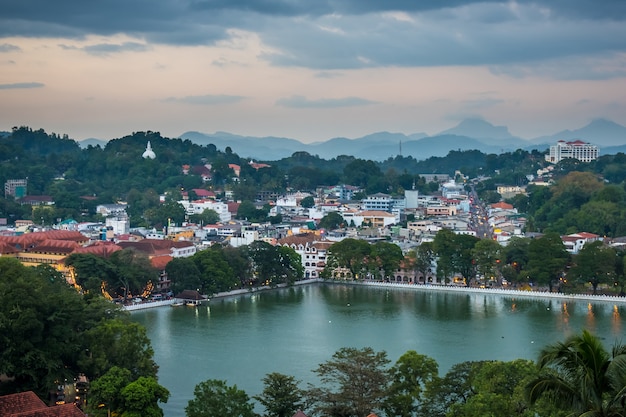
546, 140, 599, 163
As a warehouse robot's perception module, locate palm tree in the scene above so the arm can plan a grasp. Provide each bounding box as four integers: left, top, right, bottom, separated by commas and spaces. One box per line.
526, 329, 626, 417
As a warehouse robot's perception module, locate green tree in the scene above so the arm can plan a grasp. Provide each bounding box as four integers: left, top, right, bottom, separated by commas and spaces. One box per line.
164, 256, 202, 295
300, 196, 315, 208
189, 208, 220, 225
255, 372, 305, 417
413, 242, 435, 283
326, 238, 371, 279
383, 350, 438, 417
64, 253, 117, 294
370, 241, 404, 280
144, 200, 186, 227
449, 359, 540, 417
421, 361, 486, 417
87, 367, 169, 417
221, 245, 253, 287
246, 241, 282, 286
307, 347, 390, 417
0, 258, 86, 395
319, 211, 345, 230
79, 319, 158, 380
452, 234, 479, 285
503, 237, 530, 276
277, 245, 304, 284
120, 376, 170, 417
185, 379, 257, 417
237, 200, 268, 222
109, 248, 158, 300
526, 329, 626, 417
87, 366, 132, 417
568, 241, 616, 294
525, 232, 569, 292
433, 229, 457, 284
193, 247, 237, 293
472, 239, 502, 286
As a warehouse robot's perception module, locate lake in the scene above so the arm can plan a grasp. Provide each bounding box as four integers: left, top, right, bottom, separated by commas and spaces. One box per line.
130, 283, 625, 417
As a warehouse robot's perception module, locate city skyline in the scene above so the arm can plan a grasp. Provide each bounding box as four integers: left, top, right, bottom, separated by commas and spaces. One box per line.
1, 0, 626, 143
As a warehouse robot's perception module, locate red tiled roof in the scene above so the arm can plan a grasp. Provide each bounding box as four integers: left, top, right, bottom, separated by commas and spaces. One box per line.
0, 241, 19, 255
0, 391, 87, 417
118, 239, 194, 257
71, 241, 122, 257
30, 239, 80, 254
490, 202, 514, 210
227, 202, 240, 213
192, 188, 215, 197
0, 392, 46, 416
277, 234, 316, 246
151, 255, 173, 270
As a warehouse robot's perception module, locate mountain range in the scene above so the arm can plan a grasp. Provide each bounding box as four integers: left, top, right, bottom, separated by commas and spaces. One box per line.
78, 118, 626, 162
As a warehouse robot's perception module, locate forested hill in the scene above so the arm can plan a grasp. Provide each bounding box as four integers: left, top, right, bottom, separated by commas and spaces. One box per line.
3, 126, 626, 237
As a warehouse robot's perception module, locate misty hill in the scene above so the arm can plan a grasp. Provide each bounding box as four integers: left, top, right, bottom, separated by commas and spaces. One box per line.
73, 118, 626, 161
180, 119, 533, 161
177, 122, 536, 161
531, 118, 626, 147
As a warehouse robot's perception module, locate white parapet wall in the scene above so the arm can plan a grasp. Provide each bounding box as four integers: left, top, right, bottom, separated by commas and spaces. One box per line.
339, 281, 626, 304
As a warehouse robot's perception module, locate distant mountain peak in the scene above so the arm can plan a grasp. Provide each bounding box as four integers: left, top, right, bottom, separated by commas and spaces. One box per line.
540, 118, 626, 147
438, 118, 514, 140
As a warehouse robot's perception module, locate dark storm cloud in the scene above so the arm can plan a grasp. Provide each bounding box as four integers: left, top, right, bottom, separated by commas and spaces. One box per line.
0, 82, 44, 89
1, 0, 625, 74
276, 95, 376, 108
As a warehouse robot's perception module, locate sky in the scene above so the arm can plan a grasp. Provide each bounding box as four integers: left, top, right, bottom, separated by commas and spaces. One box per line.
1, 0, 626, 143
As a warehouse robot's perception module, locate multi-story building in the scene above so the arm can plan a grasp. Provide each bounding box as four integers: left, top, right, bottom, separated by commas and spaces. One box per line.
4, 179, 27, 199
545, 140, 599, 163
277, 234, 331, 279
361, 193, 393, 212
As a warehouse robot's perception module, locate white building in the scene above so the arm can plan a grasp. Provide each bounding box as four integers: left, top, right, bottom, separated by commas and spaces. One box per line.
180, 199, 231, 223
96, 204, 128, 217
546, 140, 599, 163
106, 215, 130, 235
361, 193, 393, 212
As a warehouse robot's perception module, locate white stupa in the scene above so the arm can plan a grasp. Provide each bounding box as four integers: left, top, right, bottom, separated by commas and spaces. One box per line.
142, 141, 156, 159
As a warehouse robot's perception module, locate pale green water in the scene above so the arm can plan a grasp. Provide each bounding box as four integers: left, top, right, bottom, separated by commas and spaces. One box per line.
131, 283, 625, 417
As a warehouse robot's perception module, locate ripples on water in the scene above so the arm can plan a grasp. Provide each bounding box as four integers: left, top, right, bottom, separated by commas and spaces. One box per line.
131, 283, 624, 417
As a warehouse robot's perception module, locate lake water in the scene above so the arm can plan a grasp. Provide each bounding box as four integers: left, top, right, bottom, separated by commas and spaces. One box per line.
130, 283, 625, 417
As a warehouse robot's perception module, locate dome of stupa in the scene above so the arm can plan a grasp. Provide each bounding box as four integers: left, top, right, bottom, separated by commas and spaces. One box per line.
142, 141, 156, 159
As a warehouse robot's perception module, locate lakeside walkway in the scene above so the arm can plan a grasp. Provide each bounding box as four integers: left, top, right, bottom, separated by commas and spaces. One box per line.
125, 278, 626, 311
340, 280, 626, 304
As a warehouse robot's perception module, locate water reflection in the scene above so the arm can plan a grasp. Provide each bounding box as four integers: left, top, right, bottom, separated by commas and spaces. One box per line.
131, 283, 625, 417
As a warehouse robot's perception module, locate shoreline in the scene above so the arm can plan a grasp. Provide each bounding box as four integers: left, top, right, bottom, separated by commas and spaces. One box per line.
336, 280, 626, 304
125, 278, 626, 311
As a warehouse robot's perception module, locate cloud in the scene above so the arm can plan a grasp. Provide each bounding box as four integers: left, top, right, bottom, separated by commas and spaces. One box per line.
0, 1, 625, 77
164, 94, 246, 105
0, 43, 20, 52
276, 95, 376, 108
0, 82, 44, 89
83, 42, 150, 56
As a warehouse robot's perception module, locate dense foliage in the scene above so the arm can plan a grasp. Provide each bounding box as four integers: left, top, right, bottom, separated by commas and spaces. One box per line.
0, 257, 168, 415
184, 330, 623, 417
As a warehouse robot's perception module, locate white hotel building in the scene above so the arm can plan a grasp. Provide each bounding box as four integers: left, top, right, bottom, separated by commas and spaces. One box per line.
546, 140, 599, 163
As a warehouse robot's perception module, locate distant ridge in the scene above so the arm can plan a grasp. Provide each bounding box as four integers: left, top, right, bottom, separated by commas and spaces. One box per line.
71, 118, 626, 161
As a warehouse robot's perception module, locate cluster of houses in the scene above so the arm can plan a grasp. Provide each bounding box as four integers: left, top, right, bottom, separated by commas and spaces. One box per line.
0, 139, 610, 290
0, 167, 607, 292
